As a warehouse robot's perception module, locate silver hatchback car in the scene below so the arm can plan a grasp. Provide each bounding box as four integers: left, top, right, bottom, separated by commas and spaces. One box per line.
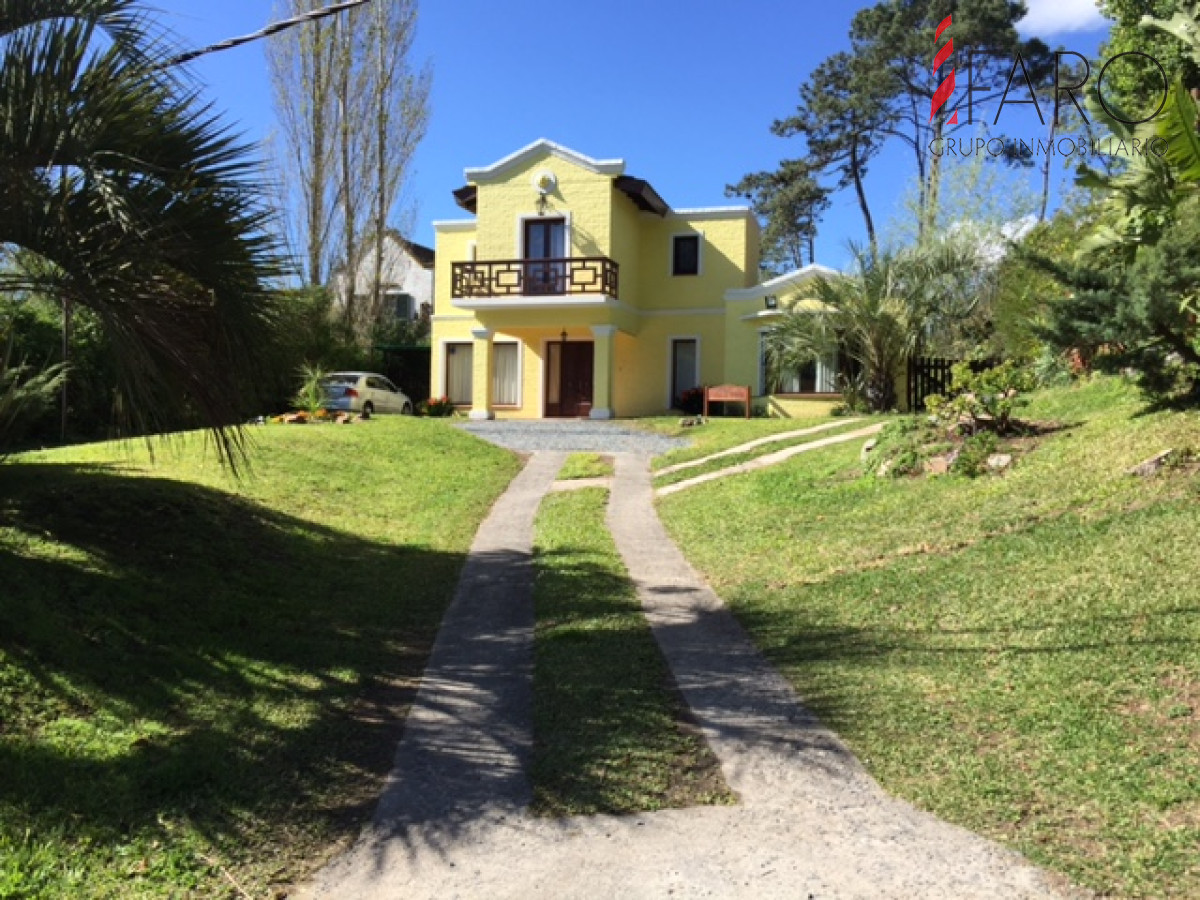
321, 372, 413, 416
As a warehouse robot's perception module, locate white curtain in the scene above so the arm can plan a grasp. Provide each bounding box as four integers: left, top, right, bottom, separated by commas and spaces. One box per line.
446, 343, 473, 404
493, 343, 519, 406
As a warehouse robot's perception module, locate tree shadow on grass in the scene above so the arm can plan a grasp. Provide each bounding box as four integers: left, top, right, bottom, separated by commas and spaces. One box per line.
0, 461, 479, 884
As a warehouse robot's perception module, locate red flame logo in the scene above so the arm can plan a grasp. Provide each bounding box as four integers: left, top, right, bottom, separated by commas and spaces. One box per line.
930, 15, 958, 124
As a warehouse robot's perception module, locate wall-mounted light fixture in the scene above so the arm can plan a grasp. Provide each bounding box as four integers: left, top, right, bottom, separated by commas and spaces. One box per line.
560, 329, 568, 344
764, 295, 778, 310
533, 170, 557, 217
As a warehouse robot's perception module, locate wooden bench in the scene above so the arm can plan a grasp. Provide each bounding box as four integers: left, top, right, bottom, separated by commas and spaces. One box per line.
704, 384, 752, 419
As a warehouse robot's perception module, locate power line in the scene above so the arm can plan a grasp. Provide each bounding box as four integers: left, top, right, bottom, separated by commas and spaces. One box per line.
164, 0, 372, 68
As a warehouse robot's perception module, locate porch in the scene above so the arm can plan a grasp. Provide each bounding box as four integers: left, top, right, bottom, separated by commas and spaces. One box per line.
442, 324, 621, 421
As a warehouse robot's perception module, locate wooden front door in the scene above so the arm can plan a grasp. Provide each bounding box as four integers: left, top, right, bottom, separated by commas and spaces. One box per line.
545, 341, 594, 418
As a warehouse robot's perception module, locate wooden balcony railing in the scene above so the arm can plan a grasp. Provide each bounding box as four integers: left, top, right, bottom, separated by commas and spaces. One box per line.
451, 257, 619, 300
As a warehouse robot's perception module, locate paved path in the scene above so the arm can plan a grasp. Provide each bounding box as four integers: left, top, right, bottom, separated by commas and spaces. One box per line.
656, 424, 884, 497
298, 451, 1078, 900
656, 418, 867, 477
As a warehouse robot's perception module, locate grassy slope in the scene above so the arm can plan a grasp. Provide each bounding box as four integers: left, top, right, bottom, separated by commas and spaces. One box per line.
631, 414, 842, 470
530, 489, 733, 816
658, 378, 1200, 898
0, 419, 520, 898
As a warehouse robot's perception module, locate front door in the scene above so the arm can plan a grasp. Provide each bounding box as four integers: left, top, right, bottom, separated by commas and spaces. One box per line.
545, 341, 594, 417
524, 218, 566, 294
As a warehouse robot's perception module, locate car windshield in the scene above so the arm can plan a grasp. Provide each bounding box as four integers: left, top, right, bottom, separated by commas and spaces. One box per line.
322, 374, 359, 386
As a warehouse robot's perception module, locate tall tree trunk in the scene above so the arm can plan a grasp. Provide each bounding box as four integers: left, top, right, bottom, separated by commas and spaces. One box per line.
850, 139, 877, 258
1039, 117, 1057, 223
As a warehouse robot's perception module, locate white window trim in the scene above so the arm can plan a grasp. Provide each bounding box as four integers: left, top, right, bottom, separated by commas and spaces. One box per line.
491, 340, 523, 408
517, 211, 573, 259
666, 334, 702, 410
670, 231, 704, 277
438, 338, 475, 404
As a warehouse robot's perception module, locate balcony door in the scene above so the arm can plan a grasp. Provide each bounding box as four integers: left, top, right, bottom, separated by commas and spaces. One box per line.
545, 340, 593, 418
524, 218, 566, 295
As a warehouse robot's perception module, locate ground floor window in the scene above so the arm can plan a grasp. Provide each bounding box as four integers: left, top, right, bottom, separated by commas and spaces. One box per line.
493, 342, 519, 406
445, 342, 473, 404
759, 333, 839, 394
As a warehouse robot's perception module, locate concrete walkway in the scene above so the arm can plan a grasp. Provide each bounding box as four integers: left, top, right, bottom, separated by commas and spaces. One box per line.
298, 452, 1078, 900
655, 418, 866, 477
656, 424, 884, 497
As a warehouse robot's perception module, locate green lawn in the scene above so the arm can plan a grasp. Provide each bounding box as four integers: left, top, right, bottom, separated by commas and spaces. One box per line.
658, 376, 1200, 898
631, 414, 851, 470
530, 488, 733, 816
0, 419, 521, 898
555, 453, 615, 481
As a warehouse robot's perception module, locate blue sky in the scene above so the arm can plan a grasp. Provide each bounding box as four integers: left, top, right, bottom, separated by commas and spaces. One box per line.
155, 0, 1111, 270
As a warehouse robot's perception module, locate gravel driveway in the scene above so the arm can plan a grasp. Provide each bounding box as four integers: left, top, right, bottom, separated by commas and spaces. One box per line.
458, 419, 687, 455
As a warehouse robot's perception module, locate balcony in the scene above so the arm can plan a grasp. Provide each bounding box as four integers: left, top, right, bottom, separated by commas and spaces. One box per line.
451, 257, 619, 300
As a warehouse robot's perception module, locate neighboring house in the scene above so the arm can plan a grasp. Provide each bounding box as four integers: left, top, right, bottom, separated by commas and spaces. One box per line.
430, 138, 841, 419
332, 231, 434, 323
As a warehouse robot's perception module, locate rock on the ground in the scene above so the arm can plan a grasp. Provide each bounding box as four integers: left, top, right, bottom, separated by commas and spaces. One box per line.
987, 453, 1014, 471
1127, 450, 1173, 477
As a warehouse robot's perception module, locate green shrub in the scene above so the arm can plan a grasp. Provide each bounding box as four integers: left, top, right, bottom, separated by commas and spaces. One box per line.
951, 431, 999, 477
422, 396, 455, 417
291, 364, 328, 415
924, 360, 1034, 435
863, 417, 949, 478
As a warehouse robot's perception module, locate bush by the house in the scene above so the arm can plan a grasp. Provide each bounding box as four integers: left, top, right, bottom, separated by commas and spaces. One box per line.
422, 396, 455, 417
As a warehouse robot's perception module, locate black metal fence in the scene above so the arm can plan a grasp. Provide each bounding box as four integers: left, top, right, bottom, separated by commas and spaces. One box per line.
907, 356, 1001, 411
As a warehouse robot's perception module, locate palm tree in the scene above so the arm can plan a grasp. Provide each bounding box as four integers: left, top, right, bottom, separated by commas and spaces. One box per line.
765, 240, 980, 411
0, 0, 283, 461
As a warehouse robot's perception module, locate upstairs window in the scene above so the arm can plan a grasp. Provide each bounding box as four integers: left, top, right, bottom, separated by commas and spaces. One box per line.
672, 234, 701, 276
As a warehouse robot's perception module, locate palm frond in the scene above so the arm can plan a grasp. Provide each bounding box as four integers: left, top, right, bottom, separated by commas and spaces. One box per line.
0, 1, 284, 467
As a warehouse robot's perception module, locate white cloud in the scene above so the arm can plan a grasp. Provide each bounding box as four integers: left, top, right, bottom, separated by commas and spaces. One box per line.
1017, 0, 1106, 36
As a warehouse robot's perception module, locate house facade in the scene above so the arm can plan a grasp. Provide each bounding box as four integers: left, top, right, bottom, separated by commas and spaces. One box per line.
430, 139, 840, 419
332, 231, 434, 323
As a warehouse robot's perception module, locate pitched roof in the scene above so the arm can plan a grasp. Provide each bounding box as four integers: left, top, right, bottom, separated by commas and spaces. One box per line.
451, 140, 671, 218
462, 138, 625, 182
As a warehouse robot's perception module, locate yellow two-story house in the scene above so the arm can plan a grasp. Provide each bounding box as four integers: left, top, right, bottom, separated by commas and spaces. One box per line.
430, 139, 841, 419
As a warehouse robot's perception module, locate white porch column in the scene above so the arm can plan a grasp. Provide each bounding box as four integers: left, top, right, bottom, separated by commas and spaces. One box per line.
469, 327, 494, 421
590, 324, 616, 420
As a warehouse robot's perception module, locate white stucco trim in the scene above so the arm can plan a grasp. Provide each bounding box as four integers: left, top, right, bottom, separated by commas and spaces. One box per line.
433, 220, 477, 233
739, 310, 785, 322
430, 314, 474, 322
665, 334, 702, 411
464, 139, 625, 182
453, 294, 618, 311
671, 206, 754, 219
725, 263, 842, 303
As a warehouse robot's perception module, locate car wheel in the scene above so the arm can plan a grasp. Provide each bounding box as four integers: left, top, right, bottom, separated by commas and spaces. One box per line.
362, 401, 374, 417
402, 402, 413, 415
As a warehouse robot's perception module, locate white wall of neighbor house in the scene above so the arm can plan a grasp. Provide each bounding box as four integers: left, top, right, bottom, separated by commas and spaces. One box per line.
331, 235, 434, 317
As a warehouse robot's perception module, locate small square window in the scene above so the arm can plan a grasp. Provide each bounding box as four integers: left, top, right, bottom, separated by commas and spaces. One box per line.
672, 234, 700, 276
